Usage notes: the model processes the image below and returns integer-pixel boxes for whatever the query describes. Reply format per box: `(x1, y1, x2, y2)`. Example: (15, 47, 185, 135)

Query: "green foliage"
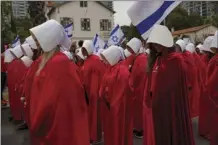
(15, 17, 33, 42)
(121, 24, 142, 41)
(1, 1, 15, 49)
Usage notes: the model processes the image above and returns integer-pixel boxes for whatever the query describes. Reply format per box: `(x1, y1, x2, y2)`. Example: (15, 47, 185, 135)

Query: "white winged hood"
(147, 24, 173, 48)
(101, 45, 121, 66)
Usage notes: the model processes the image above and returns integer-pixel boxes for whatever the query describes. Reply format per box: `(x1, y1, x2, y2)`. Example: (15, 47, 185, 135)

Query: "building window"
(100, 19, 111, 31)
(60, 17, 73, 29)
(80, 1, 87, 7)
(81, 18, 90, 31)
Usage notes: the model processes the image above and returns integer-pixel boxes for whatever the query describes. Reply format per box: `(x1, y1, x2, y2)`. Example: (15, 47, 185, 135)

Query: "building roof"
(47, 1, 115, 16)
(172, 24, 212, 36)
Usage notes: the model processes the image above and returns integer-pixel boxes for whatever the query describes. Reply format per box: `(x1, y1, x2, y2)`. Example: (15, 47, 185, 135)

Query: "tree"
(28, 1, 46, 26)
(121, 24, 142, 41)
(187, 12, 204, 27)
(166, 7, 191, 30)
(1, 1, 16, 51)
(15, 17, 33, 42)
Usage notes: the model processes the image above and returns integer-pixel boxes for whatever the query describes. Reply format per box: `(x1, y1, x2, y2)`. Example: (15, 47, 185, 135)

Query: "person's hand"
(20, 97, 25, 103)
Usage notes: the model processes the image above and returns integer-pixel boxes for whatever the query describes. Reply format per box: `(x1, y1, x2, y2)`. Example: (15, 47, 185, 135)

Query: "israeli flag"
(64, 23, 73, 38)
(107, 24, 125, 46)
(93, 34, 106, 54)
(127, 1, 181, 40)
(12, 35, 21, 48)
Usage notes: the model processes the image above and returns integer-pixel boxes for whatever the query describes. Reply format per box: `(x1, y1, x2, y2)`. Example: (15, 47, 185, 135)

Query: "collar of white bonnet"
(21, 56, 33, 67)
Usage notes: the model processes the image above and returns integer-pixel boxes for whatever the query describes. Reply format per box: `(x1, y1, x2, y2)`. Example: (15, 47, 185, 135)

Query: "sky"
(113, 1, 135, 26)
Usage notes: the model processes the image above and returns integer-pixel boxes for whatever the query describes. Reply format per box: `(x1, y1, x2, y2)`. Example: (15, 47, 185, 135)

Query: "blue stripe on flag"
(136, 1, 174, 35)
(110, 25, 120, 36)
(64, 23, 73, 29)
(68, 34, 73, 37)
(93, 34, 98, 46)
(12, 36, 19, 44)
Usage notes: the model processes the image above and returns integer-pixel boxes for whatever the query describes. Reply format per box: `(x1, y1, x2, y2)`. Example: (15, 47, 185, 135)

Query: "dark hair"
(78, 40, 84, 47)
(146, 43, 158, 73)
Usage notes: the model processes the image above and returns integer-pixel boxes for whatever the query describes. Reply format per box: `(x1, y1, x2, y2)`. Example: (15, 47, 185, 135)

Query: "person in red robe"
(145, 24, 195, 145)
(99, 45, 133, 145)
(75, 47, 85, 68)
(28, 20, 90, 145)
(198, 35, 216, 139)
(124, 38, 146, 138)
(206, 32, 218, 145)
(6, 46, 25, 122)
(81, 40, 105, 143)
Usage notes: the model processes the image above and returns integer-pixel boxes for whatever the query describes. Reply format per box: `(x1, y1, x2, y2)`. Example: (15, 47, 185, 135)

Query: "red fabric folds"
(129, 53, 148, 131)
(7, 59, 26, 121)
(150, 52, 195, 145)
(182, 51, 200, 118)
(29, 52, 90, 145)
(81, 55, 105, 142)
(205, 55, 218, 144)
(99, 63, 133, 145)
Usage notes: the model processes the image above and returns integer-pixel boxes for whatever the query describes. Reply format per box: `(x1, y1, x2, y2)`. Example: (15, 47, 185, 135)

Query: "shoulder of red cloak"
(46, 52, 72, 76)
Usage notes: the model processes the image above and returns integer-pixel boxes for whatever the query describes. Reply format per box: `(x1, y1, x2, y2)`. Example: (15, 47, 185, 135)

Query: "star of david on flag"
(107, 24, 125, 46)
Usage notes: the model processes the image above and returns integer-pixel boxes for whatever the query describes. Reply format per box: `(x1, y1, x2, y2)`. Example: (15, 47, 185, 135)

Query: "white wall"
(50, 1, 114, 41)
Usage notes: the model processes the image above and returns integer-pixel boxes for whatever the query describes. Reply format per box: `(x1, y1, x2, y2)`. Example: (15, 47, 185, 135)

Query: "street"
(1, 107, 210, 145)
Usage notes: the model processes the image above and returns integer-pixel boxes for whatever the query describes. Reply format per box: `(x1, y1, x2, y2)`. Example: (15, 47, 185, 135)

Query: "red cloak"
(22, 57, 42, 126)
(182, 51, 200, 117)
(29, 52, 90, 145)
(150, 52, 195, 145)
(129, 53, 148, 131)
(81, 55, 105, 142)
(205, 54, 218, 145)
(99, 63, 133, 145)
(143, 75, 155, 145)
(7, 59, 25, 121)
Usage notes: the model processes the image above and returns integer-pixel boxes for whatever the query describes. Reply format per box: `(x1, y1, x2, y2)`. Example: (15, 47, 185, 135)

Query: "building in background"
(181, 1, 217, 17)
(172, 24, 217, 43)
(12, 1, 29, 18)
(46, 1, 115, 41)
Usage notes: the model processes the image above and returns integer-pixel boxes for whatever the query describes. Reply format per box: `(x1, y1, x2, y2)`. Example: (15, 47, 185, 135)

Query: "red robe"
(143, 75, 155, 145)
(99, 63, 133, 145)
(182, 51, 200, 117)
(81, 55, 105, 142)
(129, 53, 148, 131)
(150, 52, 195, 145)
(22, 57, 42, 126)
(29, 52, 90, 145)
(198, 54, 212, 139)
(7, 59, 25, 121)
(205, 54, 218, 145)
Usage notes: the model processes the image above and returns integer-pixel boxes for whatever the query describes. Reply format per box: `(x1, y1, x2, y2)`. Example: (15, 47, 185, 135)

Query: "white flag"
(107, 24, 125, 46)
(93, 34, 106, 54)
(12, 35, 21, 48)
(64, 23, 73, 38)
(127, 1, 181, 40)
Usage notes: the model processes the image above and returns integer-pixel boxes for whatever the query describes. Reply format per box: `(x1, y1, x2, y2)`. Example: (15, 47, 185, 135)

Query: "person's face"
(196, 48, 200, 54)
(100, 54, 110, 65)
(153, 43, 164, 52)
(211, 48, 217, 54)
(81, 47, 89, 57)
(175, 44, 182, 52)
(126, 46, 135, 55)
(30, 33, 41, 50)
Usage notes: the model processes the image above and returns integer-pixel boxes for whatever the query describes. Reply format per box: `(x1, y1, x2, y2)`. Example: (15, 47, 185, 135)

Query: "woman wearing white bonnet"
(28, 19, 90, 145)
(99, 45, 132, 145)
(205, 30, 218, 145)
(145, 24, 195, 145)
(124, 37, 142, 70)
(75, 47, 85, 67)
